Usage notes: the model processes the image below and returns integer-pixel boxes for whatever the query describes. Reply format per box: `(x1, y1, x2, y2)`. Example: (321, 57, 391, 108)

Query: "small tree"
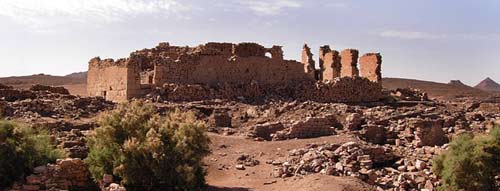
(0, 120, 64, 188)
(433, 127, 500, 191)
(85, 100, 211, 191)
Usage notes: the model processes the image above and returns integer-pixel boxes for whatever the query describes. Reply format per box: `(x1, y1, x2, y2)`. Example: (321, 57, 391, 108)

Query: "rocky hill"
(0, 72, 87, 96)
(382, 78, 490, 100)
(474, 77, 500, 92)
(448, 80, 469, 87)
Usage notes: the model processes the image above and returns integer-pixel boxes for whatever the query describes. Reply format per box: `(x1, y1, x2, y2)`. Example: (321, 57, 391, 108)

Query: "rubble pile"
(209, 109, 232, 127)
(235, 154, 260, 170)
(390, 88, 429, 101)
(272, 142, 398, 185)
(272, 141, 446, 190)
(272, 114, 339, 140)
(9, 158, 96, 191)
(0, 83, 13, 90)
(0, 85, 114, 119)
(30, 84, 70, 95)
(0, 88, 36, 102)
(302, 77, 385, 103)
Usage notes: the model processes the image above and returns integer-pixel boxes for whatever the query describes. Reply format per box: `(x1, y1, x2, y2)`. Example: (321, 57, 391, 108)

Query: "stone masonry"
(301, 44, 316, 79)
(360, 53, 382, 83)
(340, 49, 359, 78)
(320, 47, 341, 81)
(88, 42, 382, 103)
(87, 58, 142, 102)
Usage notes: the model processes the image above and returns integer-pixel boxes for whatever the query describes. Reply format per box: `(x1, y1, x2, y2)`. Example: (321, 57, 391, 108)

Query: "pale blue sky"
(0, 0, 499, 85)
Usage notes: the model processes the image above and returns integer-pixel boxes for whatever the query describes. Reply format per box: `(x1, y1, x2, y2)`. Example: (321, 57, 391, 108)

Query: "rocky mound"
(0, 83, 113, 119)
(448, 80, 469, 87)
(474, 77, 500, 92)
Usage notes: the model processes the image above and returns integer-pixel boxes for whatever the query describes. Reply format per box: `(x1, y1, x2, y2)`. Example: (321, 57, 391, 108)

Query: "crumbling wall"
(153, 47, 312, 86)
(318, 45, 331, 80)
(300, 77, 384, 103)
(233, 43, 267, 57)
(360, 53, 382, 83)
(87, 57, 141, 102)
(301, 44, 316, 78)
(30, 85, 69, 95)
(340, 49, 359, 78)
(322, 49, 341, 81)
(151, 77, 384, 103)
(11, 158, 96, 191)
(88, 42, 384, 103)
(269, 46, 284, 60)
(273, 115, 339, 140)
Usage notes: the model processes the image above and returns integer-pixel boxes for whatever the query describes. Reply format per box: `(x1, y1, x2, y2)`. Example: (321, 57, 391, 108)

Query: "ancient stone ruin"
(88, 42, 383, 103)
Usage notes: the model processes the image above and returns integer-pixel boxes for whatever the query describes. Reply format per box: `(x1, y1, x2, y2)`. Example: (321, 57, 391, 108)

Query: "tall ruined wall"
(154, 55, 311, 86)
(301, 44, 316, 79)
(318, 45, 331, 79)
(87, 57, 141, 102)
(340, 49, 359, 78)
(360, 53, 382, 83)
(88, 42, 384, 103)
(321, 49, 341, 81)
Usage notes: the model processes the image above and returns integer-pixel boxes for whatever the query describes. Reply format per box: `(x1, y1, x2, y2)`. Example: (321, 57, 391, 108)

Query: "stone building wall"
(321, 48, 341, 81)
(153, 55, 311, 86)
(87, 57, 141, 102)
(87, 42, 383, 103)
(340, 49, 360, 78)
(360, 53, 382, 83)
(301, 44, 316, 79)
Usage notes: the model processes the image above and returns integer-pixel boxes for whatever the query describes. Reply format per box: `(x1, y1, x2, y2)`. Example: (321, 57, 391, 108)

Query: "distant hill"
(0, 72, 87, 96)
(0, 72, 86, 87)
(383, 78, 491, 100)
(474, 77, 500, 92)
(448, 80, 470, 87)
(65, 71, 87, 80)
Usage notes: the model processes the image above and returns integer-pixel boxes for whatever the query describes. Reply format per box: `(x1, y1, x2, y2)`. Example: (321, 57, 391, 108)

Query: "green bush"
(85, 100, 211, 191)
(0, 120, 64, 188)
(433, 127, 500, 191)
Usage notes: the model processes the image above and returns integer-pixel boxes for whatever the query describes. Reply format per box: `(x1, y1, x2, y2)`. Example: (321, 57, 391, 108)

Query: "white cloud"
(241, 0, 302, 16)
(0, 0, 190, 25)
(380, 30, 500, 41)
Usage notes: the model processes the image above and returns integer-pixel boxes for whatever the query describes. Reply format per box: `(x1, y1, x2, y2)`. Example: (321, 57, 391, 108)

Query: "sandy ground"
(205, 133, 373, 191)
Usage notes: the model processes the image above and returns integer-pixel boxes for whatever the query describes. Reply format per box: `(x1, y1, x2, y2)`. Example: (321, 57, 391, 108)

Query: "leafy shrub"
(0, 120, 64, 188)
(433, 127, 500, 191)
(85, 100, 211, 191)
